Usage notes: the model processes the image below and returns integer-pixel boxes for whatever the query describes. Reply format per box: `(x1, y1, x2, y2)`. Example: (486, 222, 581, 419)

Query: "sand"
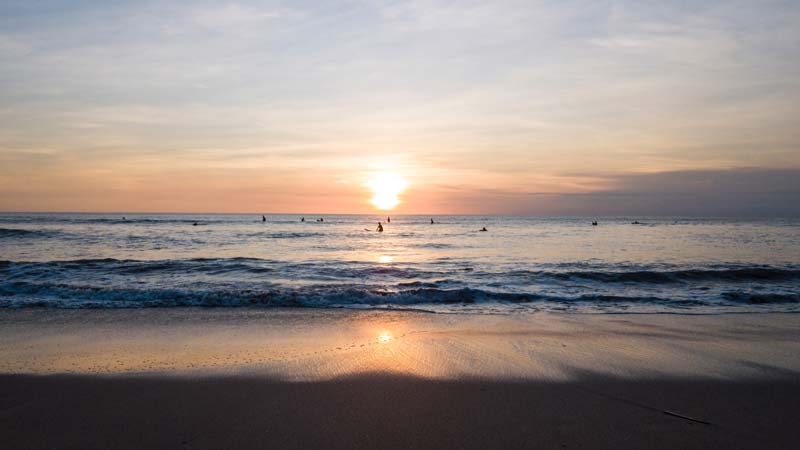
(1, 309, 799, 449)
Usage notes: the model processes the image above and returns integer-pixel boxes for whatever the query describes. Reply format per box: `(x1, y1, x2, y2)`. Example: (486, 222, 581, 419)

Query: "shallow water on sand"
(2, 309, 799, 379)
(1, 214, 799, 313)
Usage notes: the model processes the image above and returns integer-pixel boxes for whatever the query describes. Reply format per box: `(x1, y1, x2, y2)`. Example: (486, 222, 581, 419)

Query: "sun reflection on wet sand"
(2, 310, 799, 383)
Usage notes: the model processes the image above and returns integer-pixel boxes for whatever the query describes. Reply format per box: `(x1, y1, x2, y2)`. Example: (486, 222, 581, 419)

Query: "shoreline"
(2, 309, 799, 449)
(2, 308, 798, 378)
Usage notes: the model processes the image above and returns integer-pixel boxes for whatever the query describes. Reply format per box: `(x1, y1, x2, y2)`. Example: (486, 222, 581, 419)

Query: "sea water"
(1, 213, 799, 313)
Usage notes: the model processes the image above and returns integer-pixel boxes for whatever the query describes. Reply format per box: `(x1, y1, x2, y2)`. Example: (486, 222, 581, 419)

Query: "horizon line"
(1, 210, 798, 219)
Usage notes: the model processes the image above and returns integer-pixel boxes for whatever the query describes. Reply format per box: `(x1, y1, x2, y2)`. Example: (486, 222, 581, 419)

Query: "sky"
(1, 0, 799, 215)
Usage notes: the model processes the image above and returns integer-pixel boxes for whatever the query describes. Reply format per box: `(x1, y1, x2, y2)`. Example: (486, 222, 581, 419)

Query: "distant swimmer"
(122, 217, 126, 220)
(192, 222, 198, 226)
(431, 218, 435, 224)
(479, 227, 488, 232)
(376, 222, 384, 232)
(631, 220, 641, 225)
(592, 221, 598, 226)
(319, 218, 324, 222)
(387, 216, 391, 223)
(301, 217, 305, 222)
(262, 215, 266, 222)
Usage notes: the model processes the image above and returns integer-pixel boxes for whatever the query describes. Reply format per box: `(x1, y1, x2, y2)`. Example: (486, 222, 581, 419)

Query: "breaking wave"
(0, 258, 798, 311)
(3, 258, 799, 282)
(1, 282, 797, 310)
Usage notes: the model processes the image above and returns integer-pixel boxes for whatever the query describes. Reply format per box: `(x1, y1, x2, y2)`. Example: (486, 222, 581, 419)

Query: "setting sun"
(368, 172, 408, 210)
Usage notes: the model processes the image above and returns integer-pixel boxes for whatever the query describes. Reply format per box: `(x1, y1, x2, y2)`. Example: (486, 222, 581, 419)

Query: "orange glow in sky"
(1, 1, 798, 215)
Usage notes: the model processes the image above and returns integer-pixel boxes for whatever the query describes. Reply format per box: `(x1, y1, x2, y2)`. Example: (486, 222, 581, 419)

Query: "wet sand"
(1, 309, 799, 449)
(3, 374, 800, 450)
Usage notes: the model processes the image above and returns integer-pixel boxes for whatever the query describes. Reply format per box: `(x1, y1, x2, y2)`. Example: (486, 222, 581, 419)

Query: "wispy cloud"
(0, 0, 798, 212)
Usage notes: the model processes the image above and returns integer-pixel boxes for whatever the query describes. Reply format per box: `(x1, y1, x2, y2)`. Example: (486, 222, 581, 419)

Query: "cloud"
(190, 3, 288, 30)
(0, 1, 799, 213)
(434, 168, 800, 216)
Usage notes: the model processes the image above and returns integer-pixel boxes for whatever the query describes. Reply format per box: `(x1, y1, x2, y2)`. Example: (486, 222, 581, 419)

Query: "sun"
(368, 172, 408, 210)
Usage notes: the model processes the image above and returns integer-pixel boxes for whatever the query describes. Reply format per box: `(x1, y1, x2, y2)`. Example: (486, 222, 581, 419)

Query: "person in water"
(376, 222, 384, 232)
(430, 218, 435, 224)
(592, 221, 598, 226)
(387, 216, 390, 223)
(262, 215, 266, 222)
(301, 217, 305, 222)
(479, 227, 487, 232)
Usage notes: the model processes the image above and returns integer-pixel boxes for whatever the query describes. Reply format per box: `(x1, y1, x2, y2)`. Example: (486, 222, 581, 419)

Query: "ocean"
(1, 213, 799, 313)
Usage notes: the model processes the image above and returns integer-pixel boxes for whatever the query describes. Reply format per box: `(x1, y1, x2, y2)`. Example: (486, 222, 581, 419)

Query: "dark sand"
(1, 309, 799, 449)
(2, 374, 799, 450)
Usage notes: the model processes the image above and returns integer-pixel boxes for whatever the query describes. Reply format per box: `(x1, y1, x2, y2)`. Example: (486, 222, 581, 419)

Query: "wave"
(408, 242, 457, 249)
(512, 267, 800, 283)
(235, 231, 325, 239)
(3, 258, 800, 283)
(0, 228, 56, 239)
(722, 291, 800, 304)
(1, 280, 798, 309)
(0, 258, 444, 280)
(0, 257, 279, 276)
(2, 258, 799, 310)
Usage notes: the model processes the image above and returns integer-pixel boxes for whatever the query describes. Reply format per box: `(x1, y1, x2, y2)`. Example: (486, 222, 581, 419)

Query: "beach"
(4, 0, 800, 447)
(2, 309, 799, 449)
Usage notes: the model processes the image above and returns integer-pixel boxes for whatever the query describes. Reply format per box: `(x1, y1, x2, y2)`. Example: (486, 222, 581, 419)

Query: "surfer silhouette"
(377, 222, 384, 232)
